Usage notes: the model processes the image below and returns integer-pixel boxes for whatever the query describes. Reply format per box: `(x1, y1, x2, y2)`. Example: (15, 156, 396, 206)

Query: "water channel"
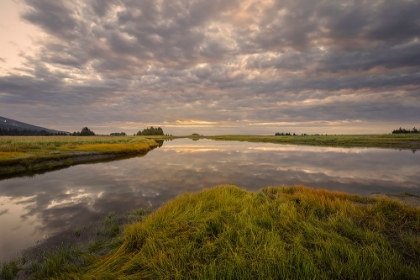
(1, 139, 419, 261)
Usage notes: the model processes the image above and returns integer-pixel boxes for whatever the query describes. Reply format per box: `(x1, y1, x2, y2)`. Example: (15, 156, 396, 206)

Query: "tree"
(136, 127, 164, 136)
(72, 127, 95, 136)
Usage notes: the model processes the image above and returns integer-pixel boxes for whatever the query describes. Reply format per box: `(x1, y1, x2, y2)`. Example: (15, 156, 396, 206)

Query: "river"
(0, 139, 419, 261)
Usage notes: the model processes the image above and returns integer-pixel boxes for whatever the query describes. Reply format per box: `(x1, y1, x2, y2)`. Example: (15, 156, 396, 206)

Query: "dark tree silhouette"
(392, 127, 419, 134)
(72, 127, 95, 136)
(136, 127, 164, 136)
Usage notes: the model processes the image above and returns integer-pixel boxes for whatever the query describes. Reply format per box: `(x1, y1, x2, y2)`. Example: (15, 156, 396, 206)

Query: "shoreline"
(0, 150, 154, 177)
(206, 134, 420, 150)
(0, 136, 160, 177)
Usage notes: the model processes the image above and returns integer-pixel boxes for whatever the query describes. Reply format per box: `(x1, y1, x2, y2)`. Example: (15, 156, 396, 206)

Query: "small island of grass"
(3, 185, 419, 279)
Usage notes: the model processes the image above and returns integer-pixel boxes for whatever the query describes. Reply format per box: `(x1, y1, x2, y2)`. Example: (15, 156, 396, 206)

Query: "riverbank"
(206, 134, 420, 150)
(0, 136, 162, 176)
(2, 185, 419, 279)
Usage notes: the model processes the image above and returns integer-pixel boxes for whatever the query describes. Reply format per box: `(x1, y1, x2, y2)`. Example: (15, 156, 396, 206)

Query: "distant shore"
(206, 134, 420, 150)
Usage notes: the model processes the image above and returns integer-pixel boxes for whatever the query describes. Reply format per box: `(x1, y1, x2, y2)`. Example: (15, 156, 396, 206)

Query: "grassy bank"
(206, 134, 420, 149)
(2, 185, 419, 279)
(0, 136, 160, 176)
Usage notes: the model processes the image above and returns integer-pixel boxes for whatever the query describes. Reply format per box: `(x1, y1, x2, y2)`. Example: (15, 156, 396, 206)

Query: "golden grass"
(66, 143, 153, 153)
(0, 151, 27, 160)
(27, 185, 418, 280)
(0, 136, 158, 175)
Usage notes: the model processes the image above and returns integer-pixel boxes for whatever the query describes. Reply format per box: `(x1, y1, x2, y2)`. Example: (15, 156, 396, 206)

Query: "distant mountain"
(0, 116, 69, 135)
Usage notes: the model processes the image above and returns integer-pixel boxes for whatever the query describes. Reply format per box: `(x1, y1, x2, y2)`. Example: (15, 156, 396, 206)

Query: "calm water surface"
(0, 139, 419, 261)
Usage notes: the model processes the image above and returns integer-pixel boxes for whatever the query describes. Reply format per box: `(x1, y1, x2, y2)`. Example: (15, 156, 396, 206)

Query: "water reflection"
(0, 139, 419, 261)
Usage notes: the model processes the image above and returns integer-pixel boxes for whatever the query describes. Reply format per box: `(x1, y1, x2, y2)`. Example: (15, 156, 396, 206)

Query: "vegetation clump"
(72, 127, 95, 136)
(392, 127, 419, 134)
(275, 132, 296, 136)
(110, 132, 126, 136)
(136, 127, 164, 136)
(14, 185, 418, 280)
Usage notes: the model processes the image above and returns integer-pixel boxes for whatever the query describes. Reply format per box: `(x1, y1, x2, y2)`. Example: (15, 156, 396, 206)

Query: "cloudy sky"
(0, 0, 419, 135)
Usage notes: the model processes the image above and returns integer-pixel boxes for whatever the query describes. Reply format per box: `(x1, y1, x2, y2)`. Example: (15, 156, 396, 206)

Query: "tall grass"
(51, 185, 420, 280)
(0, 136, 156, 154)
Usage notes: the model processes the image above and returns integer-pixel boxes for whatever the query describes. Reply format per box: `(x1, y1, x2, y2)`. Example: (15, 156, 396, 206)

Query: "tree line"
(0, 126, 167, 137)
(392, 127, 419, 134)
(110, 132, 126, 136)
(0, 128, 67, 136)
(276, 132, 294, 136)
(275, 132, 309, 136)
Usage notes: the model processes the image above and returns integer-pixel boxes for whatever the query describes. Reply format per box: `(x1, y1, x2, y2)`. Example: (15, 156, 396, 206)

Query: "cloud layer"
(1, 0, 419, 134)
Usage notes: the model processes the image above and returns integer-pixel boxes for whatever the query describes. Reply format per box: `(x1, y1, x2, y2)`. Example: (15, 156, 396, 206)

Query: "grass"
(4, 185, 418, 279)
(206, 134, 420, 149)
(0, 261, 19, 280)
(0, 136, 161, 176)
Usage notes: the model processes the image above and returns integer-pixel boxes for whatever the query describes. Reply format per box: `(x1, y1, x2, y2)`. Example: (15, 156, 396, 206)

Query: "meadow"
(207, 134, 420, 150)
(2, 185, 419, 279)
(0, 136, 162, 176)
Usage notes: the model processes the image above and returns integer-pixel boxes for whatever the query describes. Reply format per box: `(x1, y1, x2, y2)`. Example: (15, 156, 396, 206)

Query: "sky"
(0, 0, 419, 135)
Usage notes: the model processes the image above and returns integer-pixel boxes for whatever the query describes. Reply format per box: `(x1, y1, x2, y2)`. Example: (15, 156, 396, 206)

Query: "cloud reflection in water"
(0, 139, 419, 261)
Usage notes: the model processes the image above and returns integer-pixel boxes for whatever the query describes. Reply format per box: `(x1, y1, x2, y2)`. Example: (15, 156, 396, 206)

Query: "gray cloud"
(0, 0, 419, 133)
(22, 0, 80, 39)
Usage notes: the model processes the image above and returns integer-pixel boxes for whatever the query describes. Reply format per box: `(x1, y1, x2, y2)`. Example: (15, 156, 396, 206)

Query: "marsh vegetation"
(2, 185, 419, 279)
(0, 136, 159, 176)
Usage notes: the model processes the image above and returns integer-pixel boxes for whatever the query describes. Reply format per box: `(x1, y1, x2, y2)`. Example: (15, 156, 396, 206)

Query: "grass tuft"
(4, 185, 420, 279)
(0, 261, 19, 280)
(72, 185, 420, 279)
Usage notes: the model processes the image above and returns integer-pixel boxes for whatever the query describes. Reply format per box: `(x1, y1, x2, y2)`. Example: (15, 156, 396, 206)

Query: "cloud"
(0, 0, 418, 133)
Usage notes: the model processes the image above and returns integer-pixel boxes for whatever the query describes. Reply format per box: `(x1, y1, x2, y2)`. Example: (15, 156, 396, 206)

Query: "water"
(0, 139, 419, 261)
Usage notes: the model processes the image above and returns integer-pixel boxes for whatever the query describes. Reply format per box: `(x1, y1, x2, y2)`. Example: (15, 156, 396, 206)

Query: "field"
(1, 185, 419, 279)
(0, 136, 162, 176)
(206, 134, 420, 149)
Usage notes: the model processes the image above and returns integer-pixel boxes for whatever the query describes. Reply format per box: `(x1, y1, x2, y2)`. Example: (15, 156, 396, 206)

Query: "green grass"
(0, 136, 161, 176)
(206, 134, 420, 149)
(0, 261, 19, 280)
(5, 185, 417, 279)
